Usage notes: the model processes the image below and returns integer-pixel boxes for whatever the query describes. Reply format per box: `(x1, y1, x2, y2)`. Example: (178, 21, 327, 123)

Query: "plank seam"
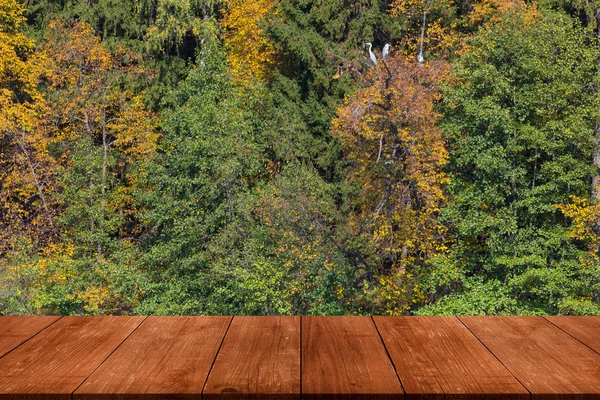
(201, 315, 234, 400)
(542, 316, 600, 357)
(300, 315, 303, 400)
(371, 316, 406, 399)
(0, 316, 63, 361)
(537, 317, 600, 389)
(456, 316, 532, 400)
(70, 316, 148, 400)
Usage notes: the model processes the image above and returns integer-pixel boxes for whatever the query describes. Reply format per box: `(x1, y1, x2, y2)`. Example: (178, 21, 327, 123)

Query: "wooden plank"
(545, 316, 600, 354)
(203, 316, 300, 400)
(0, 316, 144, 400)
(74, 316, 230, 400)
(302, 316, 403, 400)
(374, 316, 529, 400)
(0, 316, 59, 358)
(461, 316, 600, 399)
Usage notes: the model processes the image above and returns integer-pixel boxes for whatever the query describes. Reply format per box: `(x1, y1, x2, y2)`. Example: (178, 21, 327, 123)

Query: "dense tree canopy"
(0, 0, 599, 315)
(420, 6, 600, 315)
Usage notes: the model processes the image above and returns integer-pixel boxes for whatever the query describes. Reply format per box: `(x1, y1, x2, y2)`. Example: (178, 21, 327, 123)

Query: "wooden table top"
(0, 316, 598, 399)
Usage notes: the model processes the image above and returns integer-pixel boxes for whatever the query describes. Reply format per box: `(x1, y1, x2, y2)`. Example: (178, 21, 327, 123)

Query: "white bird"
(365, 42, 377, 65)
(417, 50, 424, 65)
(382, 43, 391, 59)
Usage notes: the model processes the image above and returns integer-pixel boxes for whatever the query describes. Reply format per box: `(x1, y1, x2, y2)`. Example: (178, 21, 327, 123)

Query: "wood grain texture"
(203, 316, 300, 400)
(0, 316, 59, 358)
(374, 316, 529, 400)
(302, 316, 403, 400)
(0, 316, 144, 400)
(74, 316, 231, 400)
(0, 316, 599, 400)
(545, 316, 600, 354)
(461, 316, 600, 400)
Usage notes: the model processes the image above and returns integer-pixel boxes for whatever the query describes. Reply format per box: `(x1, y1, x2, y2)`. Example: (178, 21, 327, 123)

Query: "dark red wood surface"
(204, 316, 300, 400)
(545, 316, 600, 354)
(74, 316, 231, 400)
(302, 316, 404, 400)
(0, 316, 144, 400)
(0, 316, 59, 358)
(460, 316, 600, 399)
(374, 316, 529, 400)
(0, 316, 598, 399)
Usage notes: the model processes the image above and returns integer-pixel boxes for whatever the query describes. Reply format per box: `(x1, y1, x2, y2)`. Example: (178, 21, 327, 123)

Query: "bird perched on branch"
(382, 43, 390, 60)
(365, 42, 377, 65)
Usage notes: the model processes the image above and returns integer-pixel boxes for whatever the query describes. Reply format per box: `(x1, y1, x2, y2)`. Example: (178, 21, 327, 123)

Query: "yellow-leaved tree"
(0, 0, 65, 312)
(32, 20, 159, 314)
(1, 17, 158, 314)
(221, 0, 275, 87)
(332, 55, 449, 314)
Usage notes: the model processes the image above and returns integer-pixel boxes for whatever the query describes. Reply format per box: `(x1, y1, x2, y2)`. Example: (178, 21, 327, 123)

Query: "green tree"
(136, 34, 268, 314)
(31, 20, 158, 315)
(137, 28, 371, 315)
(264, 0, 395, 181)
(421, 6, 600, 315)
(205, 164, 369, 315)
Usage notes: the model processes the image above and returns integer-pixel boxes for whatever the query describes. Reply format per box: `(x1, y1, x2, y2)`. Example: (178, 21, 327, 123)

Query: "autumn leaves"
(1, 0, 599, 315)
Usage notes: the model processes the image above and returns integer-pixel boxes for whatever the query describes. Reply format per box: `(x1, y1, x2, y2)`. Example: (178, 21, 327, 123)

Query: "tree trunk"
(593, 9, 600, 198)
(16, 134, 54, 229)
(98, 104, 108, 257)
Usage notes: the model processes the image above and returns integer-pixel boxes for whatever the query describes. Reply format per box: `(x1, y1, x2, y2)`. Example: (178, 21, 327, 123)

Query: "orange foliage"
(469, 0, 538, 28)
(332, 56, 450, 314)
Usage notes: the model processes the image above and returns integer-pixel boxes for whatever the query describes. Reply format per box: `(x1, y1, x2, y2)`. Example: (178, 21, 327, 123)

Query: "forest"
(1, 0, 599, 316)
